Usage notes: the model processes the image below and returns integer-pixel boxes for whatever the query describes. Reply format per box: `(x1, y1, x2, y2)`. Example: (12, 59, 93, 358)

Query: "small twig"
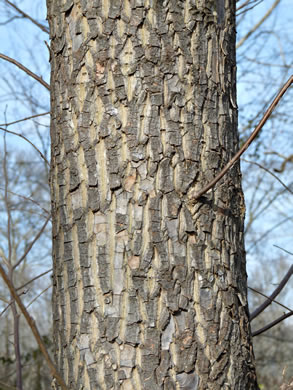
(0, 380, 17, 390)
(237, 0, 263, 13)
(13, 216, 50, 270)
(0, 263, 69, 390)
(26, 284, 51, 309)
(252, 311, 293, 337)
(242, 159, 293, 195)
(190, 75, 293, 202)
(11, 301, 23, 390)
(0, 111, 50, 127)
(16, 268, 52, 291)
(273, 245, 293, 256)
(4, 0, 49, 33)
(237, 0, 281, 49)
(250, 265, 293, 321)
(0, 53, 50, 91)
(248, 286, 293, 315)
(0, 187, 50, 215)
(0, 127, 50, 166)
(0, 290, 27, 318)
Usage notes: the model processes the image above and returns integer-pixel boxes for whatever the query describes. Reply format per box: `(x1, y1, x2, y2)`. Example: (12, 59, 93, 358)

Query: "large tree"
(47, 1, 258, 389)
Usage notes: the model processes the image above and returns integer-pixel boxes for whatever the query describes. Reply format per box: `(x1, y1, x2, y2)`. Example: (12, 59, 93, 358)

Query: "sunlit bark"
(47, 1, 258, 389)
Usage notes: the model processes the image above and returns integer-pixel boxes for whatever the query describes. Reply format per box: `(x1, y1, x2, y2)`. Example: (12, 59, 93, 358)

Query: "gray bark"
(47, 1, 258, 389)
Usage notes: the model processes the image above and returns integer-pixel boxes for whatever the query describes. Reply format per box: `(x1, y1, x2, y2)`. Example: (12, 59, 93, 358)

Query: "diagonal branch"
(189, 75, 293, 202)
(13, 215, 50, 270)
(237, 0, 281, 49)
(252, 311, 293, 337)
(249, 286, 293, 315)
(0, 111, 50, 127)
(0, 53, 50, 91)
(0, 263, 69, 390)
(4, 0, 49, 34)
(0, 127, 50, 166)
(250, 265, 293, 321)
(242, 159, 293, 196)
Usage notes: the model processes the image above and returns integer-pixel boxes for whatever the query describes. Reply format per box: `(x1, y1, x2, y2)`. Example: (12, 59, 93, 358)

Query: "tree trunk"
(47, 1, 258, 389)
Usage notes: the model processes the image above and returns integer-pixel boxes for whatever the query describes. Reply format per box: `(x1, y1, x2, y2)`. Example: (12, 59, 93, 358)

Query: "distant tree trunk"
(47, 1, 258, 389)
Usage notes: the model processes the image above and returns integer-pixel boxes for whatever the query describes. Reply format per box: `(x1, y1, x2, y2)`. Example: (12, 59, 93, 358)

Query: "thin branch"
(0, 290, 27, 318)
(0, 53, 50, 91)
(4, 0, 49, 33)
(26, 284, 51, 309)
(242, 159, 293, 195)
(250, 265, 293, 321)
(16, 268, 52, 291)
(0, 111, 50, 127)
(0, 263, 69, 390)
(0, 380, 17, 390)
(11, 301, 23, 390)
(13, 216, 50, 270)
(248, 286, 293, 315)
(0, 187, 50, 215)
(252, 311, 293, 337)
(3, 125, 12, 266)
(237, 0, 253, 11)
(190, 75, 293, 202)
(273, 245, 293, 256)
(237, 0, 281, 49)
(0, 127, 50, 166)
(237, 0, 263, 13)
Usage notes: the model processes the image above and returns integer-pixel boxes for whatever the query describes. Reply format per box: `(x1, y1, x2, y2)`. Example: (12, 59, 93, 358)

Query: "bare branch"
(0, 263, 69, 390)
(0, 380, 17, 390)
(11, 301, 23, 390)
(252, 311, 293, 337)
(0, 187, 50, 215)
(0, 127, 50, 166)
(237, 0, 281, 49)
(273, 245, 293, 256)
(250, 265, 293, 321)
(0, 111, 50, 127)
(242, 159, 293, 196)
(16, 269, 52, 291)
(248, 286, 293, 315)
(4, 0, 49, 34)
(189, 76, 293, 203)
(0, 53, 50, 91)
(26, 284, 51, 309)
(13, 216, 50, 270)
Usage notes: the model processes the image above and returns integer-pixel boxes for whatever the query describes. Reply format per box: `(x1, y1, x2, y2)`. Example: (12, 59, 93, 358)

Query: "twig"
(0, 380, 17, 390)
(190, 75, 293, 202)
(237, 0, 281, 49)
(4, 0, 49, 34)
(250, 265, 293, 321)
(0, 127, 50, 166)
(242, 159, 293, 195)
(0, 111, 50, 127)
(26, 284, 51, 309)
(0, 263, 69, 390)
(16, 268, 52, 291)
(248, 286, 293, 315)
(11, 301, 23, 390)
(252, 311, 293, 337)
(0, 187, 50, 215)
(13, 216, 50, 270)
(273, 245, 293, 256)
(0, 53, 50, 91)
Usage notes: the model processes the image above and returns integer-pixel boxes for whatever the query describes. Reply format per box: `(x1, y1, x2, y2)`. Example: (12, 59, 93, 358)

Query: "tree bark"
(47, 1, 258, 389)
